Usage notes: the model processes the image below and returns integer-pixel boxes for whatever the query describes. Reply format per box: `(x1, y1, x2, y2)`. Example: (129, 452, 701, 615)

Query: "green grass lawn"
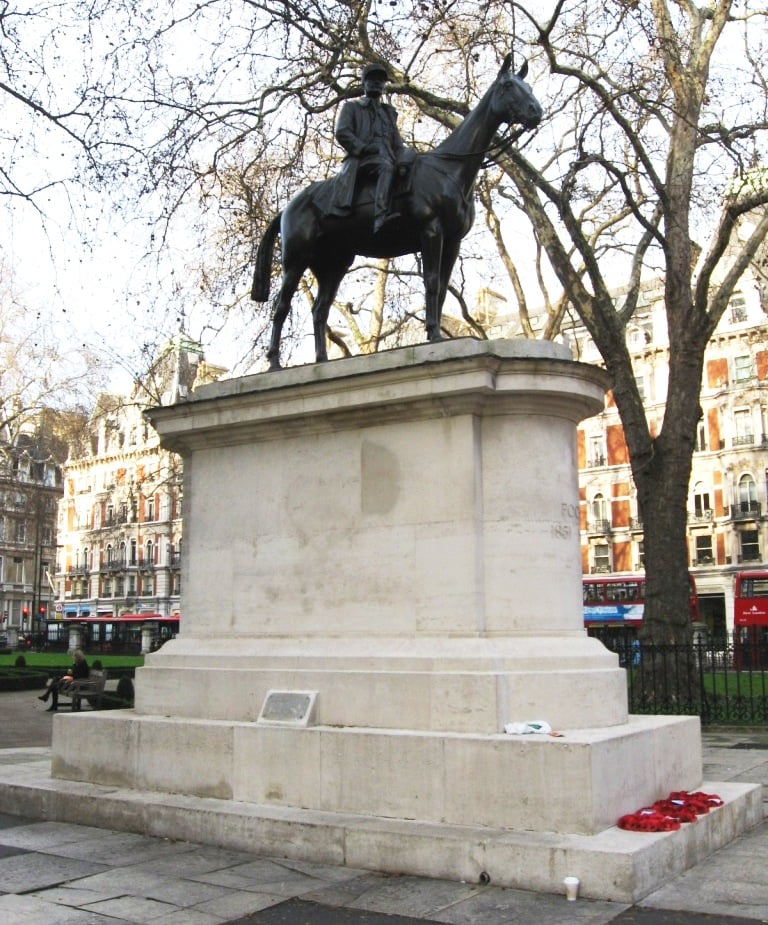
(0, 653, 144, 670)
(702, 670, 768, 698)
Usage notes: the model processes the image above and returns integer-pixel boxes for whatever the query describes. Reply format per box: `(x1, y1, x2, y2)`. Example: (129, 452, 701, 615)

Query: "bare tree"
(6, 0, 768, 657)
(143, 0, 767, 652)
(0, 265, 107, 444)
(493, 1, 768, 649)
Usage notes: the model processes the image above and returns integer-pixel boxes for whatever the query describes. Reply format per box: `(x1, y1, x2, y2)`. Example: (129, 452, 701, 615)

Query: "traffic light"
(22, 607, 29, 618)
(39, 606, 46, 617)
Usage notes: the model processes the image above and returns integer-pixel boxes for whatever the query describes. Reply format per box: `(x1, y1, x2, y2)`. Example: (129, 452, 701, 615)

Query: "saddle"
(316, 148, 417, 220)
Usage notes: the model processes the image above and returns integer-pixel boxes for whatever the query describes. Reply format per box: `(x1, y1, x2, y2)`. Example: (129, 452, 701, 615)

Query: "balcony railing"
(727, 502, 762, 520)
(732, 434, 755, 447)
(692, 556, 714, 566)
(688, 510, 713, 523)
(587, 519, 611, 535)
(67, 565, 90, 576)
(738, 551, 762, 563)
(586, 455, 606, 468)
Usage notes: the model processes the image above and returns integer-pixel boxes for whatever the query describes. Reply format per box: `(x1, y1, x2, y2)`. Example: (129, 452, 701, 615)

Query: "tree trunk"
(631, 344, 706, 708)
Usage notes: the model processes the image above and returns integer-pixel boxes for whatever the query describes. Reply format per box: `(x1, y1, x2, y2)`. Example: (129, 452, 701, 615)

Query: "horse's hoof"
(427, 331, 443, 343)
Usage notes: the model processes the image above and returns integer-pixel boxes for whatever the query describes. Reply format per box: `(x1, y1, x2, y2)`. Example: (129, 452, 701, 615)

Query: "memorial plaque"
(258, 690, 318, 727)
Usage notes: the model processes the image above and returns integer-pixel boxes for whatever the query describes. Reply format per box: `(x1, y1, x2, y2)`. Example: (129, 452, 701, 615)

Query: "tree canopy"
(3, 0, 768, 645)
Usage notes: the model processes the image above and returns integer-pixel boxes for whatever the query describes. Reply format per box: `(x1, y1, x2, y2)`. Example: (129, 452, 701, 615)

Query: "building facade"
(0, 430, 64, 645)
(54, 339, 224, 629)
(574, 271, 768, 637)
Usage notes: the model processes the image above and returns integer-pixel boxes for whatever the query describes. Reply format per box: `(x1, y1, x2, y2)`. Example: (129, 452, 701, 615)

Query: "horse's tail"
(250, 213, 282, 302)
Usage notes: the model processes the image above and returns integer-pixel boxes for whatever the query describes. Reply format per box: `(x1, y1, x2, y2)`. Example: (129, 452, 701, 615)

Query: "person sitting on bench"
(38, 649, 89, 712)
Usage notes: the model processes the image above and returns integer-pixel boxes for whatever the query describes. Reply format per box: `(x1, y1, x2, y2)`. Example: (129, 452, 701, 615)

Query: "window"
(6, 557, 24, 583)
(634, 375, 646, 402)
(588, 436, 605, 467)
(740, 530, 760, 562)
(734, 355, 752, 383)
(590, 494, 609, 533)
(693, 483, 711, 518)
(130, 539, 137, 565)
(593, 544, 611, 573)
(734, 409, 753, 446)
(142, 578, 154, 596)
(628, 322, 653, 347)
(146, 497, 155, 521)
(729, 294, 747, 323)
(738, 474, 758, 512)
(14, 521, 26, 543)
(106, 543, 114, 564)
(116, 576, 124, 596)
(146, 540, 154, 565)
(694, 534, 713, 565)
(636, 541, 644, 569)
(695, 422, 707, 452)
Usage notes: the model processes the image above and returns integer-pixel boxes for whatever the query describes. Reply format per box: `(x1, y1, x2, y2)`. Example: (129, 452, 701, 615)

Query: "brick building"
(573, 269, 768, 636)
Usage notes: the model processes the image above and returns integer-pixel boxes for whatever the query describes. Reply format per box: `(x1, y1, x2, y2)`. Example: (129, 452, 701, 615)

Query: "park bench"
(57, 670, 107, 711)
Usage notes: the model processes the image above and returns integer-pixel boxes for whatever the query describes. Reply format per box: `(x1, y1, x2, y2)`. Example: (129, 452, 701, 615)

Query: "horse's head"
(495, 54, 543, 131)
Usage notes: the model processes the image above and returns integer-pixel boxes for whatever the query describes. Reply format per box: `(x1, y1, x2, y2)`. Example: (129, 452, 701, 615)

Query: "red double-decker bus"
(583, 573, 700, 649)
(734, 571, 768, 669)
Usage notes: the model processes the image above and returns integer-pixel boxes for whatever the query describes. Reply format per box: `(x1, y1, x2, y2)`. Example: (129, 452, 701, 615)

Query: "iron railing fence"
(605, 636, 768, 725)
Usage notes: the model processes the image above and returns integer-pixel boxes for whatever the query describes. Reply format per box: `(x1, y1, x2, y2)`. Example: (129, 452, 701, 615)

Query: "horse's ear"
(500, 53, 513, 75)
(517, 60, 529, 79)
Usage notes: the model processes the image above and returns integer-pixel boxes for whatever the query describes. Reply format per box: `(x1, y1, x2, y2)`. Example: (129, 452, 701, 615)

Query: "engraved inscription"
(258, 690, 318, 726)
(262, 692, 311, 721)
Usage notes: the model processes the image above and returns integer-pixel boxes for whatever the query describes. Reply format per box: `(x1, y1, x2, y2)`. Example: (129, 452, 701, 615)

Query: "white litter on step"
(504, 720, 552, 735)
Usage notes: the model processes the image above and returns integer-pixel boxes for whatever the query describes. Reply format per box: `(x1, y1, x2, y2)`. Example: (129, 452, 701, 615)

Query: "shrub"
(91, 659, 103, 670)
(14, 655, 26, 667)
(116, 676, 134, 705)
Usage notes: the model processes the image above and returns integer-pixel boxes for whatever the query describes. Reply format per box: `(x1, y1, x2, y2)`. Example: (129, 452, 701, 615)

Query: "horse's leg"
(420, 222, 444, 342)
(267, 262, 305, 371)
(311, 262, 350, 362)
(435, 236, 461, 336)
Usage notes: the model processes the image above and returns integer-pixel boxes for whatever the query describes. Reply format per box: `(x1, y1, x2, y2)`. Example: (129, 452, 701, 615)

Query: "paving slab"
(0, 693, 767, 924)
(0, 891, 133, 924)
(0, 850, 108, 892)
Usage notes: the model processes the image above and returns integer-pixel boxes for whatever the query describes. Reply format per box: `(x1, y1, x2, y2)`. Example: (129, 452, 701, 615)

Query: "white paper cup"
(564, 876, 580, 900)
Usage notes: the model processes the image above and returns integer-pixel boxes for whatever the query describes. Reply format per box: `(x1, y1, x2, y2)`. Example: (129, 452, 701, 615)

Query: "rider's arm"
(335, 102, 368, 157)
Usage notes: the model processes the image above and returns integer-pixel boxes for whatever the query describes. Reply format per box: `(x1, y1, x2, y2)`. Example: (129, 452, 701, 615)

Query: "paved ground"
(0, 690, 767, 924)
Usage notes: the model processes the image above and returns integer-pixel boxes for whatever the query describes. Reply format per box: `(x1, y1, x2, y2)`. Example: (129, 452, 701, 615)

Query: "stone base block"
(135, 633, 630, 733)
(0, 747, 761, 903)
(53, 711, 701, 836)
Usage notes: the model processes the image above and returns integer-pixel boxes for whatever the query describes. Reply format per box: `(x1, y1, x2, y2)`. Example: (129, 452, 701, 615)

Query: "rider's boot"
(373, 163, 399, 233)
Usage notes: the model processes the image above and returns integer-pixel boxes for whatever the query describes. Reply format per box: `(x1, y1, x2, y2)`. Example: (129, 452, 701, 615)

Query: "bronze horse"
(251, 55, 542, 370)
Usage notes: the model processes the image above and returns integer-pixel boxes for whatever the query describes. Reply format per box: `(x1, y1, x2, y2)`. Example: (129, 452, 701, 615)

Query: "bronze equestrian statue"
(251, 55, 542, 371)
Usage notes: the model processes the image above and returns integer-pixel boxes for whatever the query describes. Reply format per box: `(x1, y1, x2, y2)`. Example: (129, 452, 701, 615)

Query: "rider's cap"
(363, 62, 389, 81)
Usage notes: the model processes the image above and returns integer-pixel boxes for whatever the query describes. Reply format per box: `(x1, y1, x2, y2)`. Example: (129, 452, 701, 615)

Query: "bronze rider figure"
(333, 62, 406, 234)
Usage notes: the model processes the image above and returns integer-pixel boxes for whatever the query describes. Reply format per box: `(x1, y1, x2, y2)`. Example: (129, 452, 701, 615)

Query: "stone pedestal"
(49, 339, 761, 900)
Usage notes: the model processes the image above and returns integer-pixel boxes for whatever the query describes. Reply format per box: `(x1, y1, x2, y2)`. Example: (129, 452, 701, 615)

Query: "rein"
(427, 125, 530, 168)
